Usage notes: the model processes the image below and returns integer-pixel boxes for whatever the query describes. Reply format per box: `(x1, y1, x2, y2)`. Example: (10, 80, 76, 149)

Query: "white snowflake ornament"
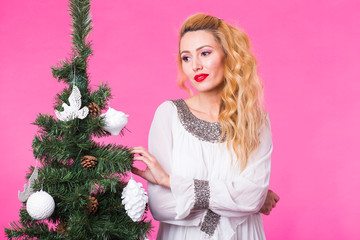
(55, 86, 89, 121)
(26, 190, 55, 220)
(100, 107, 129, 136)
(121, 177, 148, 222)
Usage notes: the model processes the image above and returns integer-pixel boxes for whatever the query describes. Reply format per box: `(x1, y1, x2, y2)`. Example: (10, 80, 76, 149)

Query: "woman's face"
(179, 30, 226, 94)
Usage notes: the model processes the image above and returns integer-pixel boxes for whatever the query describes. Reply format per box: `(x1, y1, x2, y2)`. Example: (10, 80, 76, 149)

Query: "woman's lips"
(194, 74, 209, 82)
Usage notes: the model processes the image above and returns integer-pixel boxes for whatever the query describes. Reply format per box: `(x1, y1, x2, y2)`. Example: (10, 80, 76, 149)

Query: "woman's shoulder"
(153, 99, 181, 117)
(159, 99, 191, 122)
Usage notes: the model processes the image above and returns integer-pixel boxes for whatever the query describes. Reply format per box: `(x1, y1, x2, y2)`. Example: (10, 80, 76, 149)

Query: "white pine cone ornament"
(26, 190, 55, 220)
(121, 177, 148, 222)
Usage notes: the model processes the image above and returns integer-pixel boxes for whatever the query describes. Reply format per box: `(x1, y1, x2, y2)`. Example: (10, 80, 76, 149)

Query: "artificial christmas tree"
(5, 0, 151, 239)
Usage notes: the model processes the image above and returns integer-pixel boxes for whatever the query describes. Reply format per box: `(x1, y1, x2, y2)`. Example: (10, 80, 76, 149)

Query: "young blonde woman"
(131, 13, 279, 240)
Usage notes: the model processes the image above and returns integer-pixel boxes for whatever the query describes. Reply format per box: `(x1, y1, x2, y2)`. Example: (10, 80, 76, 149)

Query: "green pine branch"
(90, 143, 133, 175)
(6, 208, 58, 240)
(69, 0, 92, 59)
(89, 83, 112, 109)
(33, 114, 64, 137)
(52, 0, 92, 87)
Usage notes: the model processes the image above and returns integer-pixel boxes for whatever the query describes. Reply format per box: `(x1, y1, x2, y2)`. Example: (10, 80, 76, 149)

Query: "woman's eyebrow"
(180, 45, 213, 55)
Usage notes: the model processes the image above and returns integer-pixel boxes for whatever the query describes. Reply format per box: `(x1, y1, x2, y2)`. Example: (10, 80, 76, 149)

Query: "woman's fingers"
(263, 209, 270, 215)
(131, 147, 157, 184)
(132, 147, 155, 169)
(131, 146, 170, 188)
(268, 191, 279, 209)
(274, 193, 280, 202)
(131, 166, 156, 184)
(131, 166, 144, 177)
(269, 189, 280, 202)
(131, 146, 153, 160)
(133, 155, 151, 166)
(259, 189, 280, 215)
(131, 146, 148, 153)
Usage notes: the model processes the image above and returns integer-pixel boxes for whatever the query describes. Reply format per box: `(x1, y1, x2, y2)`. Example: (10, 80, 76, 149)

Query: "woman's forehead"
(180, 30, 218, 52)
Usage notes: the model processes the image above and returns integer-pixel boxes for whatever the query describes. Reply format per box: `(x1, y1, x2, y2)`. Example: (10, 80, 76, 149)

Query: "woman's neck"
(185, 92, 222, 123)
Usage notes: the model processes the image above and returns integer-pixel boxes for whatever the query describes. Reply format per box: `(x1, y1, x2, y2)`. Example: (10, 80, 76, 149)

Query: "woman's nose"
(192, 57, 203, 72)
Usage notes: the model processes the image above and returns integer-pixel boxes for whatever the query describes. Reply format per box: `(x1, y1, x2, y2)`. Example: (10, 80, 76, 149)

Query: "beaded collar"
(171, 99, 222, 143)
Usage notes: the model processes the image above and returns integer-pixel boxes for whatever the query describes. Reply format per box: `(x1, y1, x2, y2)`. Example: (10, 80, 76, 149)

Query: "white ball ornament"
(100, 107, 129, 136)
(26, 190, 55, 220)
(121, 177, 148, 222)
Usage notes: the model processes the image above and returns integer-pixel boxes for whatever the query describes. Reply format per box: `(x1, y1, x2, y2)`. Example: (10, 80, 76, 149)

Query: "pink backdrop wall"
(1, 0, 359, 239)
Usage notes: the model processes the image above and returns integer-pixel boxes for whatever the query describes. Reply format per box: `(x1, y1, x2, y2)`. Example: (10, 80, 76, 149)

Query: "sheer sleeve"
(147, 101, 204, 226)
(170, 115, 273, 221)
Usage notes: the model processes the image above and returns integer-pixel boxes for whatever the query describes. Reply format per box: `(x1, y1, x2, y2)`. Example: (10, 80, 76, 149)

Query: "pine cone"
(81, 155, 98, 169)
(56, 222, 69, 237)
(87, 196, 99, 214)
(88, 102, 101, 117)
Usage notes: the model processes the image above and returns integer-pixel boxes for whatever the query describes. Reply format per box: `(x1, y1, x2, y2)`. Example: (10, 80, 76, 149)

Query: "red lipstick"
(194, 74, 209, 82)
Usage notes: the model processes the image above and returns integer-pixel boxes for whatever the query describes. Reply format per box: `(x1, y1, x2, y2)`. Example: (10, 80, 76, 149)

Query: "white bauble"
(100, 107, 129, 136)
(121, 177, 148, 222)
(26, 190, 55, 220)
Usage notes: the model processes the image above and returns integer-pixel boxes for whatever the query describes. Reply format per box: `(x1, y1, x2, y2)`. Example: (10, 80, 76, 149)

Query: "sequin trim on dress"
(194, 179, 210, 209)
(200, 209, 221, 237)
(171, 99, 222, 142)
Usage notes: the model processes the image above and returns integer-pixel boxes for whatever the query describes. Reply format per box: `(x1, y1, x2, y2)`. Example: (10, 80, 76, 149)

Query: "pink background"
(1, 0, 359, 239)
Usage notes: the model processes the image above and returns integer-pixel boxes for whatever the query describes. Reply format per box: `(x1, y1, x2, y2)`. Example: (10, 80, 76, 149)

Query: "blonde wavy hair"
(177, 13, 267, 171)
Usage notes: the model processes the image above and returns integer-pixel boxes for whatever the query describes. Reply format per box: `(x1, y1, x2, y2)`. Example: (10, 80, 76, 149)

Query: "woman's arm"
(132, 101, 206, 225)
(132, 102, 277, 222)
(169, 119, 273, 219)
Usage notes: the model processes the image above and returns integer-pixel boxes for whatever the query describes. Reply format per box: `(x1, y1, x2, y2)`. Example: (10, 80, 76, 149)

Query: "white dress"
(147, 99, 273, 240)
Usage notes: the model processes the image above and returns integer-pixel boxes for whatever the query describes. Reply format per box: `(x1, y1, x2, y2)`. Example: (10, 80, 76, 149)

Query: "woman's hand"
(130, 146, 170, 188)
(259, 189, 280, 215)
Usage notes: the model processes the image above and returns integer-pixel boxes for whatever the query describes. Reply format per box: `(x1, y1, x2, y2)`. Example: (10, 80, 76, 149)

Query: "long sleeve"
(170, 115, 272, 221)
(147, 101, 204, 226)
(210, 122, 272, 218)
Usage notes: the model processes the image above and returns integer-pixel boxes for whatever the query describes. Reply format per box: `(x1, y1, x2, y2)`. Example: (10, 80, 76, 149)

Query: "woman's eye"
(201, 51, 211, 56)
(182, 56, 190, 62)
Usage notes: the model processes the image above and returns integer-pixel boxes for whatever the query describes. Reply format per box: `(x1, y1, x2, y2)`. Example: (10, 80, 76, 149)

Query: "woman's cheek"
(183, 68, 193, 82)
